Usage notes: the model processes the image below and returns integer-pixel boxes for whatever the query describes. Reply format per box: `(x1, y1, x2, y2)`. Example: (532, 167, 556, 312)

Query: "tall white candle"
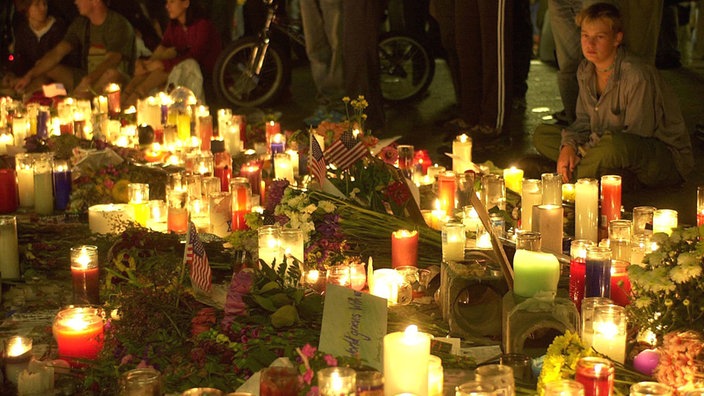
(575, 178, 599, 242)
(16, 154, 34, 208)
(370, 268, 402, 305)
(383, 325, 431, 396)
(0, 216, 20, 279)
(33, 154, 54, 215)
(442, 222, 465, 262)
(541, 173, 562, 205)
(520, 179, 541, 231)
(452, 134, 472, 174)
(533, 204, 564, 255)
(591, 305, 627, 363)
(273, 153, 295, 183)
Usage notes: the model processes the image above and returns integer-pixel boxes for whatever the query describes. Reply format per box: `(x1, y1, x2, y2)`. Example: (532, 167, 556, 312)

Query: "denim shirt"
(561, 48, 694, 178)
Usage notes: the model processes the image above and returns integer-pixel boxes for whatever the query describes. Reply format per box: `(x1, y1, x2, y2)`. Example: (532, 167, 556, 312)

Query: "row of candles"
(0, 153, 71, 215)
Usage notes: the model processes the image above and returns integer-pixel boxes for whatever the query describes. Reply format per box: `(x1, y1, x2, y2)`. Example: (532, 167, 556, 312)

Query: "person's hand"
(13, 75, 32, 92)
(73, 76, 95, 98)
(557, 145, 580, 183)
(143, 60, 164, 72)
(134, 59, 147, 75)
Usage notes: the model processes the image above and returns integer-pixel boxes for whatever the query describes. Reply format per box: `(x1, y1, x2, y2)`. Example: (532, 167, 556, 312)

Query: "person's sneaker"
(551, 110, 572, 126)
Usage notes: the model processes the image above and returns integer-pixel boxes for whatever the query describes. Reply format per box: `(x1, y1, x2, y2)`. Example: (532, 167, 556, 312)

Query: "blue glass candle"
(585, 246, 612, 298)
(53, 160, 72, 211)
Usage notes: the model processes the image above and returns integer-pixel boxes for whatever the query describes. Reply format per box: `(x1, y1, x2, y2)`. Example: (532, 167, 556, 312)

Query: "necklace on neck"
(598, 62, 615, 73)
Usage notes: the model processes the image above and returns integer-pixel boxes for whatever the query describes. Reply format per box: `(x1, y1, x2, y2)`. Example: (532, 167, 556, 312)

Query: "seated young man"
(532, 2, 693, 188)
(13, 0, 135, 98)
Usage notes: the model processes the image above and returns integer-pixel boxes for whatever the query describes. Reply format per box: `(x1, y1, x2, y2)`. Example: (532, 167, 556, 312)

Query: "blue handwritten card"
(318, 284, 388, 371)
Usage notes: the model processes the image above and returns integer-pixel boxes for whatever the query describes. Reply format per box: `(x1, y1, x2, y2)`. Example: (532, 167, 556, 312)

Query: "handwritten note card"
(318, 284, 388, 371)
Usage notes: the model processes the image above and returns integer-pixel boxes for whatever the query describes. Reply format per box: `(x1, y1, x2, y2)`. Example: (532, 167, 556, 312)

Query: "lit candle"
(575, 357, 614, 396)
(609, 260, 631, 306)
(12, 115, 29, 146)
(513, 250, 560, 298)
(280, 228, 305, 264)
(520, 179, 541, 231)
(198, 115, 213, 152)
(437, 171, 456, 217)
(53, 159, 72, 211)
(167, 190, 189, 234)
(652, 209, 677, 235)
(258, 225, 281, 267)
(105, 83, 121, 116)
(608, 220, 632, 262)
(70, 245, 100, 305)
(273, 153, 295, 183)
(231, 177, 252, 231)
(146, 199, 167, 233)
(452, 134, 472, 174)
(569, 239, 596, 311)
(462, 205, 481, 233)
(52, 307, 104, 362)
(698, 186, 704, 227)
(481, 173, 506, 211)
(240, 162, 262, 196)
(591, 305, 627, 363)
(94, 95, 108, 114)
(503, 167, 524, 194)
(575, 178, 599, 243)
(442, 222, 465, 262)
(475, 225, 493, 249)
(533, 204, 564, 255)
(270, 133, 285, 154)
(391, 229, 418, 268)
(0, 132, 13, 154)
(33, 153, 54, 215)
(16, 153, 35, 208)
(561, 183, 575, 202)
(428, 355, 443, 396)
(600, 175, 622, 234)
(426, 164, 446, 181)
(0, 169, 19, 213)
(286, 149, 300, 177)
(303, 269, 326, 294)
(0, 216, 20, 279)
(383, 325, 431, 396)
(266, 120, 281, 145)
(88, 204, 131, 234)
(349, 263, 367, 291)
(4, 335, 33, 385)
(370, 268, 402, 305)
(128, 183, 150, 227)
(318, 367, 356, 395)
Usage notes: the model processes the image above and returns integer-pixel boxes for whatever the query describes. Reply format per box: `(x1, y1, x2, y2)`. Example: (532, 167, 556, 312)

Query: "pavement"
(223, 56, 704, 226)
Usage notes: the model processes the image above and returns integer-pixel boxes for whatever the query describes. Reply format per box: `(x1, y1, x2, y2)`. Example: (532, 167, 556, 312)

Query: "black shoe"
(551, 110, 571, 126)
(468, 125, 500, 142)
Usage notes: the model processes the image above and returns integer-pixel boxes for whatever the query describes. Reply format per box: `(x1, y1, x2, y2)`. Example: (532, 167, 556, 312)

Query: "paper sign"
(318, 284, 388, 371)
(42, 83, 67, 98)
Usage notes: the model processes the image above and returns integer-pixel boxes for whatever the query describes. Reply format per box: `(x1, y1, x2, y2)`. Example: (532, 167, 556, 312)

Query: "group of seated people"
(1, 0, 221, 107)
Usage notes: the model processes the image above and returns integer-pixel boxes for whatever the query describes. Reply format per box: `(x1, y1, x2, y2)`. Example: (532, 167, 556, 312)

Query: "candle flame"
(65, 315, 90, 331)
(272, 133, 283, 143)
(404, 325, 419, 336)
(6, 337, 31, 357)
(305, 270, 320, 283)
(458, 134, 469, 143)
(75, 247, 91, 269)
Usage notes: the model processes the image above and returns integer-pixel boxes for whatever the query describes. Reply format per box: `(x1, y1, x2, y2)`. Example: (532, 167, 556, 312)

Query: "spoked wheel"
(213, 37, 289, 108)
(378, 32, 435, 103)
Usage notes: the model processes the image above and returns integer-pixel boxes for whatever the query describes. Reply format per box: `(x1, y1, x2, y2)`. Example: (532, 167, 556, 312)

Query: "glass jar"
(119, 367, 163, 396)
(575, 357, 614, 396)
(515, 231, 541, 252)
(569, 240, 596, 311)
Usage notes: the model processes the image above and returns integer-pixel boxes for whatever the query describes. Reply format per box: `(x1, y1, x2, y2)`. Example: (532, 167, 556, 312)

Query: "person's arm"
(80, 50, 124, 87)
(14, 40, 73, 91)
(620, 67, 658, 137)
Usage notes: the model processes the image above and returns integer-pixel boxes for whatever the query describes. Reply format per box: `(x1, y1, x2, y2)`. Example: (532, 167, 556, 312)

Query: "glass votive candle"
(181, 388, 224, 396)
(70, 245, 100, 305)
(585, 246, 612, 298)
(260, 366, 299, 396)
(515, 230, 541, 251)
(569, 239, 596, 311)
(575, 357, 614, 396)
(652, 209, 678, 236)
(499, 353, 533, 382)
(317, 367, 356, 396)
(630, 382, 673, 396)
(632, 206, 655, 236)
(280, 228, 305, 265)
(355, 370, 384, 395)
(147, 199, 167, 232)
(119, 367, 163, 396)
(580, 296, 613, 347)
(257, 225, 281, 268)
(544, 379, 585, 396)
(442, 222, 466, 262)
(326, 265, 351, 288)
(698, 186, 704, 227)
(428, 355, 444, 396)
(456, 380, 497, 396)
(52, 306, 105, 362)
(474, 364, 515, 396)
(303, 269, 327, 294)
(167, 190, 189, 234)
(349, 263, 367, 291)
(608, 220, 632, 262)
(127, 183, 150, 227)
(591, 304, 627, 363)
(481, 173, 506, 211)
(4, 335, 33, 385)
(209, 192, 232, 238)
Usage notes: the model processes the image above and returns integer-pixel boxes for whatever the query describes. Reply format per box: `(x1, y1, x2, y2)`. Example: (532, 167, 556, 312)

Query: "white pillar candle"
(520, 179, 541, 231)
(370, 268, 402, 305)
(273, 153, 295, 183)
(575, 178, 599, 243)
(428, 355, 443, 396)
(33, 164, 54, 215)
(258, 225, 281, 268)
(426, 164, 446, 181)
(0, 132, 12, 155)
(652, 209, 678, 236)
(88, 204, 131, 234)
(12, 116, 29, 146)
(224, 123, 241, 155)
(442, 222, 465, 262)
(591, 304, 627, 363)
(16, 153, 34, 208)
(503, 167, 524, 194)
(452, 134, 472, 174)
(286, 149, 300, 177)
(0, 216, 20, 279)
(384, 325, 431, 396)
(533, 204, 564, 255)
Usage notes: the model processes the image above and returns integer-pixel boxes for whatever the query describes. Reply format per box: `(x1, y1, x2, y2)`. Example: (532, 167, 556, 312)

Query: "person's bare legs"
(20, 64, 76, 97)
(122, 70, 168, 107)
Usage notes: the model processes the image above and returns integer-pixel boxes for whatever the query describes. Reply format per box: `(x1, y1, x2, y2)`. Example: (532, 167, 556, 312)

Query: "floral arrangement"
(627, 226, 704, 339)
(654, 331, 704, 391)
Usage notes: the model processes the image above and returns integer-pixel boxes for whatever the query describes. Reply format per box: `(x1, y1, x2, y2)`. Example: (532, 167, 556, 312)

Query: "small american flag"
(184, 220, 212, 292)
(309, 134, 327, 182)
(324, 130, 367, 170)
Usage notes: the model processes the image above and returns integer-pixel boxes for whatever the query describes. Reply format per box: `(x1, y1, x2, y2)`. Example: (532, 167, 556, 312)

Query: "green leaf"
(269, 293, 293, 308)
(252, 295, 278, 312)
(297, 294, 324, 320)
(270, 305, 298, 328)
(259, 281, 280, 294)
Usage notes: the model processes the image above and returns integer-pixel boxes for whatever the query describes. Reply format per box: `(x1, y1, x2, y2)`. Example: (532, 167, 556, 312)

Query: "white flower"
(669, 258, 702, 284)
(318, 200, 335, 213)
(648, 251, 667, 267)
(632, 296, 653, 309)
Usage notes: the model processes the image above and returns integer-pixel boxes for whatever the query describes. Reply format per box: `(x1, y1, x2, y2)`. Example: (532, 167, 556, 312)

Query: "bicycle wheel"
(378, 32, 435, 103)
(213, 37, 289, 108)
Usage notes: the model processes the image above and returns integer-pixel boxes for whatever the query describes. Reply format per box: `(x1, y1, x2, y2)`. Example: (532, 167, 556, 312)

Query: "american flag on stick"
(324, 129, 368, 170)
(309, 134, 327, 182)
(184, 220, 212, 292)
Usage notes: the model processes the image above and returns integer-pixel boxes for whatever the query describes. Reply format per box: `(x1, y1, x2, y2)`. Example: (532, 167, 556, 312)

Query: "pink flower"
(104, 179, 114, 190)
(379, 145, 398, 165)
(306, 386, 320, 396)
(324, 354, 338, 367)
(302, 368, 314, 384)
(119, 354, 134, 366)
(301, 344, 317, 358)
